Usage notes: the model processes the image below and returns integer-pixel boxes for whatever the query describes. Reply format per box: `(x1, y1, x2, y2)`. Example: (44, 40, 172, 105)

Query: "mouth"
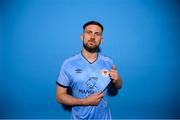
(88, 40, 96, 44)
(88, 41, 96, 46)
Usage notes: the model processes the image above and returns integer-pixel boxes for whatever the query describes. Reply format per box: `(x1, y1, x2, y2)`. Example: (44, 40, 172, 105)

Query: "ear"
(80, 34, 83, 41)
(100, 37, 104, 44)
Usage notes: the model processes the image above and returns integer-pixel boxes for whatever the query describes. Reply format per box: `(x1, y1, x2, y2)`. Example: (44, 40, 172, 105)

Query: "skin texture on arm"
(56, 85, 104, 106)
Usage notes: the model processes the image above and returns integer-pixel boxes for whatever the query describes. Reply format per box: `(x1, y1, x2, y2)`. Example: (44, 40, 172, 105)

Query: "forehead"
(84, 25, 102, 32)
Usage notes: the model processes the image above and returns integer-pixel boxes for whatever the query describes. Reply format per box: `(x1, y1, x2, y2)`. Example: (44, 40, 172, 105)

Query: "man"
(56, 21, 122, 119)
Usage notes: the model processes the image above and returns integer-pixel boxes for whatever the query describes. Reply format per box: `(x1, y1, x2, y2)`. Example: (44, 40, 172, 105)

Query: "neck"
(82, 48, 98, 63)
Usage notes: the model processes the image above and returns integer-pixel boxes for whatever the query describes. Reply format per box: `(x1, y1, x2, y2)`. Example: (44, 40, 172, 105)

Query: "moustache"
(88, 38, 96, 43)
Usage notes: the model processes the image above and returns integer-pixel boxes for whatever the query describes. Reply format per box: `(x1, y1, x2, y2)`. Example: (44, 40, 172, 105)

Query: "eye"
(95, 32, 101, 36)
(86, 30, 92, 34)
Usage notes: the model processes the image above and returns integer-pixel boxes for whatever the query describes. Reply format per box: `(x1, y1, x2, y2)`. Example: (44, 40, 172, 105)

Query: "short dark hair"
(83, 21, 104, 32)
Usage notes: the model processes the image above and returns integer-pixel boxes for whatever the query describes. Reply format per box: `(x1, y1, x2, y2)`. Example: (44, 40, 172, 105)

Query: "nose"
(91, 33, 95, 39)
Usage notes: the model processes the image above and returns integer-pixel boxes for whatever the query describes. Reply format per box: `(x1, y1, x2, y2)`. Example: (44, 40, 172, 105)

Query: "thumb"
(111, 64, 116, 70)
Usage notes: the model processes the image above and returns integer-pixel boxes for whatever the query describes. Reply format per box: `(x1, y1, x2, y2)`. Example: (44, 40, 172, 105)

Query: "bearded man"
(56, 21, 122, 119)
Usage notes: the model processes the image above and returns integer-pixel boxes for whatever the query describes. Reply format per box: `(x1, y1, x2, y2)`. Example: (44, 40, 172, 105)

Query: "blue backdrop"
(0, 0, 179, 119)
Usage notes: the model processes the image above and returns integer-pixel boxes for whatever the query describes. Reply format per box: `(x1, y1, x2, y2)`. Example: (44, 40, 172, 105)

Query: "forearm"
(56, 91, 103, 106)
(56, 93, 85, 106)
(113, 76, 122, 89)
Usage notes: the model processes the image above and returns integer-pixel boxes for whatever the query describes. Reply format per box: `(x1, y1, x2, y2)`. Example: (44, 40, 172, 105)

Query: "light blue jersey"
(57, 52, 113, 119)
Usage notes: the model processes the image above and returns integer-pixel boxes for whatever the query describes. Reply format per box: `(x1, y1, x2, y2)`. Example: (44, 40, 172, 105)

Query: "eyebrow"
(85, 30, 102, 34)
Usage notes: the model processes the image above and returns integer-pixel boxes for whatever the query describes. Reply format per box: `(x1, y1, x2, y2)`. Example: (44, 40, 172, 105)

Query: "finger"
(95, 92, 103, 95)
(92, 92, 101, 96)
(98, 93, 104, 98)
(109, 72, 114, 78)
(98, 91, 104, 93)
(111, 64, 116, 70)
(109, 71, 112, 75)
(109, 71, 115, 75)
(109, 70, 116, 73)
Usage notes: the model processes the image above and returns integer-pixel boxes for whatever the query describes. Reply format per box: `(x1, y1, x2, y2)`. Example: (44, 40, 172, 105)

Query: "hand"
(109, 65, 121, 84)
(83, 92, 104, 106)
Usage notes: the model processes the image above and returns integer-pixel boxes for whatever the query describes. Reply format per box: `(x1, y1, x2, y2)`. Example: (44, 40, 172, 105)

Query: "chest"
(69, 61, 112, 92)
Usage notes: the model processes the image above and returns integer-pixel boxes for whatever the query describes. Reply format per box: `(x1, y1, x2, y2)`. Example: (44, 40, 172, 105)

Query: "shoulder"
(99, 54, 113, 63)
(62, 53, 81, 67)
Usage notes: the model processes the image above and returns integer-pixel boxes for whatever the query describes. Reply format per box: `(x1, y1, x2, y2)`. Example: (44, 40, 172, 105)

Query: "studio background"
(0, 0, 179, 119)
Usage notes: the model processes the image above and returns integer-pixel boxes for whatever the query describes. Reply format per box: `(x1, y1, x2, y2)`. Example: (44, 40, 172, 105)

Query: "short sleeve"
(56, 62, 71, 88)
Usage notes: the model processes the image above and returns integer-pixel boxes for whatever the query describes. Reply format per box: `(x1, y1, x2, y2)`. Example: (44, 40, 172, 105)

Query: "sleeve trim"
(56, 81, 69, 88)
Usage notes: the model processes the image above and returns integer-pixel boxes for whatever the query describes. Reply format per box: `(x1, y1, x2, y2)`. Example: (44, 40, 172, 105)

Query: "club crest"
(101, 69, 109, 77)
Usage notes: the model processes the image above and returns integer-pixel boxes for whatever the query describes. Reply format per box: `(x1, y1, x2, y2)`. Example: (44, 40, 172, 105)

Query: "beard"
(83, 38, 100, 53)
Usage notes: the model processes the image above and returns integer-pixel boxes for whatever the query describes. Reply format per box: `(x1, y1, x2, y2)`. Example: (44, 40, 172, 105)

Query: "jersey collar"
(80, 51, 99, 64)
